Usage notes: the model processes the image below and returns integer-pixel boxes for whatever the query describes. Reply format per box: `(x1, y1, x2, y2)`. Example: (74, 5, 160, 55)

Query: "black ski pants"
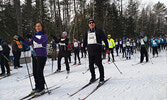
(57, 52, 70, 71)
(140, 47, 148, 62)
(12, 50, 21, 67)
(0, 53, 10, 74)
(33, 56, 46, 91)
(88, 53, 104, 81)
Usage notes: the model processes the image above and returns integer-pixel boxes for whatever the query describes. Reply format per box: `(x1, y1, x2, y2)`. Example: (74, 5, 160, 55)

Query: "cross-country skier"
(11, 35, 23, 69)
(139, 31, 148, 63)
(133, 39, 137, 53)
(151, 36, 159, 57)
(20, 22, 48, 95)
(67, 42, 72, 63)
(126, 38, 131, 59)
(80, 39, 86, 58)
(119, 38, 123, 53)
(0, 38, 11, 76)
(83, 18, 109, 83)
(72, 38, 81, 65)
(115, 39, 119, 56)
(130, 39, 133, 55)
(53, 31, 70, 73)
(107, 34, 115, 62)
(122, 39, 126, 58)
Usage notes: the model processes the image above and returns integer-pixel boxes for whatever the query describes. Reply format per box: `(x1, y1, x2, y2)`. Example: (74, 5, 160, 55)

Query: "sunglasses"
(89, 22, 94, 24)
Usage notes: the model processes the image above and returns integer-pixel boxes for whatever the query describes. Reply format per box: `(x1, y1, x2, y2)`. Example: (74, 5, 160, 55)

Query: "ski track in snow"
(0, 50, 167, 100)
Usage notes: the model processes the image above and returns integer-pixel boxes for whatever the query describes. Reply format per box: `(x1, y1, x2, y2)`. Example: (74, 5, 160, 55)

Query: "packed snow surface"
(0, 50, 167, 100)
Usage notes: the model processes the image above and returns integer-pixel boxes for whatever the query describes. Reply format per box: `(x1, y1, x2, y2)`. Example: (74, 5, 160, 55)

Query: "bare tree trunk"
(14, 0, 23, 36)
(26, 0, 33, 33)
(57, 0, 63, 33)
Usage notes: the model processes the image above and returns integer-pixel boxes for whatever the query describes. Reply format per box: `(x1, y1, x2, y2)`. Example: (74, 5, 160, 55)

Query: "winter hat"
(63, 31, 67, 36)
(140, 31, 144, 35)
(88, 18, 95, 23)
(108, 34, 111, 37)
(13, 35, 19, 39)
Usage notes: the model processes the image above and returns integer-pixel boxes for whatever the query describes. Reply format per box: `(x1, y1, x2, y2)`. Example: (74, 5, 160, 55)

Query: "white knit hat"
(63, 31, 67, 36)
(13, 35, 19, 39)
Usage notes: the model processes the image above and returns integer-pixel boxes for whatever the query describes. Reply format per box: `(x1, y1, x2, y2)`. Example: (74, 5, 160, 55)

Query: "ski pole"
(51, 49, 54, 74)
(112, 62, 123, 74)
(1, 54, 11, 71)
(23, 52, 33, 90)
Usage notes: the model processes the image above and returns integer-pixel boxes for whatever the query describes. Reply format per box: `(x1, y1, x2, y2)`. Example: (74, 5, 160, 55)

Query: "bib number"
(153, 40, 156, 45)
(33, 35, 43, 48)
(74, 42, 78, 47)
(0, 45, 3, 51)
(141, 39, 144, 45)
(88, 32, 97, 44)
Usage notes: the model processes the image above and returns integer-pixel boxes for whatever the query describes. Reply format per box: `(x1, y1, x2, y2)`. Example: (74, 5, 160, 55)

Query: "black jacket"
(0, 40, 10, 54)
(54, 37, 69, 52)
(83, 27, 108, 54)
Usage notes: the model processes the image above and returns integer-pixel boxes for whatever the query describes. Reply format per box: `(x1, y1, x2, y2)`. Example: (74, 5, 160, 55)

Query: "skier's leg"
(111, 48, 114, 61)
(37, 57, 47, 91)
(95, 54, 104, 81)
(140, 48, 144, 63)
(77, 51, 80, 63)
(0, 54, 5, 74)
(88, 54, 96, 80)
(4, 54, 10, 74)
(145, 48, 149, 62)
(57, 54, 62, 70)
(32, 57, 38, 90)
(65, 55, 70, 71)
(74, 51, 77, 63)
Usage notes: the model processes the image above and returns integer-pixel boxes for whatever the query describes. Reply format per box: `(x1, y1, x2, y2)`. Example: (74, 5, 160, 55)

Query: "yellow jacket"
(107, 38, 115, 48)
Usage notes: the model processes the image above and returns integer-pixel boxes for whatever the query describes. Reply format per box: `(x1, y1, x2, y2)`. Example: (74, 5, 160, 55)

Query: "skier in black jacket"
(0, 38, 11, 76)
(53, 32, 70, 73)
(83, 18, 109, 83)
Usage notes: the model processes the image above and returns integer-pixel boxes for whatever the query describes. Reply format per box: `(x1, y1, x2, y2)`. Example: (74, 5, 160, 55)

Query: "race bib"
(108, 41, 111, 46)
(133, 43, 136, 46)
(153, 40, 156, 45)
(33, 35, 43, 48)
(81, 43, 83, 47)
(88, 32, 97, 44)
(123, 44, 126, 47)
(141, 39, 144, 45)
(126, 41, 130, 46)
(74, 42, 78, 47)
(0, 45, 3, 51)
(116, 42, 118, 45)
(119, 41, 122, 44)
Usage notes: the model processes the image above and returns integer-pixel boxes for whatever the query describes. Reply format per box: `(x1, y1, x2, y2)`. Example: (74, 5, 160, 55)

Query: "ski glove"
(106, 49, 109, 54)
(18, 36, 24, 41)
(26, 34, 32, 39)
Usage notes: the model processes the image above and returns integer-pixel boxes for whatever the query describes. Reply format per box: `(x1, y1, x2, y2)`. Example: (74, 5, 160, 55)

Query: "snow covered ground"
(0, 50, 167, 100)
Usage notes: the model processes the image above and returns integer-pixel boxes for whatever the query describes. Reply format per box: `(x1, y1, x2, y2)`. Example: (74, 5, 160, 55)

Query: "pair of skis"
(68, 77, 111, 100)
(132, 62, 148, 66)
(0, 72, 18, 80)
(20, 84, 60, 100)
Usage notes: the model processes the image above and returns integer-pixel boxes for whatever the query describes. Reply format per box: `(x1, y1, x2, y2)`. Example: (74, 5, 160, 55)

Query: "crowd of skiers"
(0, 19, 167, 96)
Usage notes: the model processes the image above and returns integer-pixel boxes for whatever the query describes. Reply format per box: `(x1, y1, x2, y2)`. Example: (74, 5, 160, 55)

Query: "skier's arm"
(83, 31, 88, 48)
(22, 39, 33, 47)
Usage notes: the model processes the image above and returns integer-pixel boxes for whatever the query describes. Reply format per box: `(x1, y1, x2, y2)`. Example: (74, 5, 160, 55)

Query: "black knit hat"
(88, 18, 95, 23)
